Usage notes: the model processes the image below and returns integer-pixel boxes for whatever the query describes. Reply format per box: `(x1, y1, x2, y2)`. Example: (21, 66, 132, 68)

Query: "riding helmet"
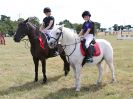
(82, 11, 91, 18)
(43, 7, 51, 13)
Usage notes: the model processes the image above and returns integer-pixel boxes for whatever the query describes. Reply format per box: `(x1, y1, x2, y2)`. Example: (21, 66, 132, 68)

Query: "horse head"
(48, 26, 63, 48)
(14, 18, 30, 42)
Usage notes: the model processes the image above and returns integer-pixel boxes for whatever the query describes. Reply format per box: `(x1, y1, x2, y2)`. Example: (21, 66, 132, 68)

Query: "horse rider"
(79, 11, 95, 62)
(39, 7, 54, 39)
(39, 7, 58, 56)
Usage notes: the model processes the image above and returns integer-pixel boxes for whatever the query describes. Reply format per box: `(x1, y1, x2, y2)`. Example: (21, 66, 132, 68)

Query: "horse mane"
(27, 22, 37, 30)
(27, 22, 40, 36)
(62, 27, 79, 39)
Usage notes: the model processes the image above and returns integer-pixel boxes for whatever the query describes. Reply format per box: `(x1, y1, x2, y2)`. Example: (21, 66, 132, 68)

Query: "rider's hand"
(80, 35, 85, 41)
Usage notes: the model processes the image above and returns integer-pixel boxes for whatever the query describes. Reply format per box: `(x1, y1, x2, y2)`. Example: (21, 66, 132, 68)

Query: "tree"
(59, 19, 73, 28)
(73, 23, 82, 33)
(1, 15, 10, 22)
(94, 22, 101, 33)
(0, 15, 41, 36)
(0, 15, 14, 36)
(17, 18, 24, 22)
(29, 17, 40, 27)
(124, 25, 131, 30)
(100, 28, 106, 32)
(113, 24, 119, 31)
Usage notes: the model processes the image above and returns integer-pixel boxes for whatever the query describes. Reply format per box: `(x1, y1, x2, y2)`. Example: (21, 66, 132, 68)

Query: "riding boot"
(53, 47, 59, 56)
(49, 48, 59, 57)
(81, 39, 86, 50)
(89, 45, 93, 62)
(85, 45, 93, 63)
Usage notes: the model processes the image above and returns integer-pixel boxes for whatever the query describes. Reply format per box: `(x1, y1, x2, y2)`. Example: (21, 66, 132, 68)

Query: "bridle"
(49, 28, 80, 62)
(49, 29, 63, 46)
(15, 22, 33, 49)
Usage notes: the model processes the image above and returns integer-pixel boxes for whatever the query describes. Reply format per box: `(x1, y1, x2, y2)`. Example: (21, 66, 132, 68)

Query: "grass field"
(0, 36, 133, 99)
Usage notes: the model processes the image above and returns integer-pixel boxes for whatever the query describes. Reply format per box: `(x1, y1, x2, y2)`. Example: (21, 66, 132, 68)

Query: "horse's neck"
(61, 29, 80, 54)
(27, 24, 38, 46)
(62, 29, 79, 45)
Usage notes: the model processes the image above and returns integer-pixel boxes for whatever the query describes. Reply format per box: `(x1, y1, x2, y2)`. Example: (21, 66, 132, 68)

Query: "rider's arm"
(84, 28, 91, 37)
(79, 29, 83, 36)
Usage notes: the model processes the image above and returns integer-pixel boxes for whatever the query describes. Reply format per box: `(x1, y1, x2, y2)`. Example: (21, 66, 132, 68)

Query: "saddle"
(80, 39, 100, 57)
(38, 33, 59, 57)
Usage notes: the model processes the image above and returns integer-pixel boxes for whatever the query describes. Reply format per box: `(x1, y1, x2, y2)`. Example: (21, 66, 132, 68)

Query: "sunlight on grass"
(0, 36, 133, 99)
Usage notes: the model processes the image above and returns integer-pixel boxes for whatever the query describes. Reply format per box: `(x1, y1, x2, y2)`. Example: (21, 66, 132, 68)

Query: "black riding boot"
(53, 47, 59, 56)
(49, 47, 59, 57)
(85, 45, 93, 63)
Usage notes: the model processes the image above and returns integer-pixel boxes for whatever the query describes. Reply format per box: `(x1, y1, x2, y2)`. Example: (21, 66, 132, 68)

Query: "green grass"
(0, 36, 133, 99)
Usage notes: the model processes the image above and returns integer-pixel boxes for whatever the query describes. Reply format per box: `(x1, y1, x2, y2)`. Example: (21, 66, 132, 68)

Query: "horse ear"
(58, 25, 64, 31)
(58, 27, 62, 31)
(24, 18, 29, 23)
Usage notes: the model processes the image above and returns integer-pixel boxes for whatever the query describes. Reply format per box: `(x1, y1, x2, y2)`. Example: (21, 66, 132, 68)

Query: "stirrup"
(85, 57, 93, 63)
(53, 51, 59, 56)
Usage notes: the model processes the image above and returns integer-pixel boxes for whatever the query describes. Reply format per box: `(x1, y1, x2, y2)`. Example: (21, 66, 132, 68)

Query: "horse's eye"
(56, 32, 60, 35)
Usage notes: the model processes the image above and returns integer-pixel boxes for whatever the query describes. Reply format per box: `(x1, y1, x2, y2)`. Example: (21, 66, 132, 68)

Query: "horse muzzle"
(47, 41, 56, 48)
(13, 36, 21, 42)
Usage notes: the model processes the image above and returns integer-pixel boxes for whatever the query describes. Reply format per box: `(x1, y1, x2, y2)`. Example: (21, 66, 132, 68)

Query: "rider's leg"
(85, 34, 94, 62)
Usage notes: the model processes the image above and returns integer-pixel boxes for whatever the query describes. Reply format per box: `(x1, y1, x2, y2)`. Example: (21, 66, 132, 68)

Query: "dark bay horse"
(13, 18, 70, 83)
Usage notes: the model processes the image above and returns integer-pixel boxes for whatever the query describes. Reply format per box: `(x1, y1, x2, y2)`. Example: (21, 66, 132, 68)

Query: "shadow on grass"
(0, 74, 63, 96)
(43, 83, 107, 99)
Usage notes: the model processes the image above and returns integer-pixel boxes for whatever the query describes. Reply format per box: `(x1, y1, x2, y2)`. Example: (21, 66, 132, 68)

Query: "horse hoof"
(42, 79, 47, 84)
(96, 81, 102, 86)
(42, 81, 47, 84)
(110, 79, 117, 83)
(34, 78, 38, 82)
(76, 88, 80, 92)
(64, 71, 69, 76)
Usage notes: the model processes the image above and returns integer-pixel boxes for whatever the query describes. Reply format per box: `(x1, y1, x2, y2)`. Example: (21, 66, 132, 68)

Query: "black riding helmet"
(43, 7, 51, 13)
(82, 11, 91, 18)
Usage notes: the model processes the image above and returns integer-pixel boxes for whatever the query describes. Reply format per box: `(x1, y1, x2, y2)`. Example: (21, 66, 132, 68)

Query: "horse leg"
(41, 59, 47, 84)
(96, 62, 103, 85)
(73, 64, 81, 91)
(59, 51, 70, 76)
(33, 58, 39, 82)
(105, 59, 116, 83)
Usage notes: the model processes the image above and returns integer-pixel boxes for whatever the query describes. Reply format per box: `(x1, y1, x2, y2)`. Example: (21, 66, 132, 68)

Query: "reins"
(20, 23, 37, 49)
(50, 30, 81, 63)
(21, 38, 30, 49)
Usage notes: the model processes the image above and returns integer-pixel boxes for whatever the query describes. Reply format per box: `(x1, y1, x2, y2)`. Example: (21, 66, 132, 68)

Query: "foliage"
(94, 22, 101, 33)
(0, 15, 17, 36)
(113, 24, 132, 31)
(59, 19, 73, 29)
(113, 24, 119, 31)
(100, 28, 106, 32)
(59, 19, 101, 34)
(73, 23, 82, 33)
(1, 14, 132, 37)
(124, 25, 131, 29)
(29, 16, 40, 27)
(0, 15, 41, 36)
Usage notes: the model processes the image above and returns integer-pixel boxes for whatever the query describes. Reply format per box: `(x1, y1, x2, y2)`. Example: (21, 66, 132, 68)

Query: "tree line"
(101, 24, 133, 32)
(0, 15, 132, 37)
(0, 15, 101, 36)
(112, 24, 132, 31)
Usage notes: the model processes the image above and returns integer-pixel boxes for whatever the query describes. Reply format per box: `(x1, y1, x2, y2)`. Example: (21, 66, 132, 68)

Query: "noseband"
(49, 30, 63, 45)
